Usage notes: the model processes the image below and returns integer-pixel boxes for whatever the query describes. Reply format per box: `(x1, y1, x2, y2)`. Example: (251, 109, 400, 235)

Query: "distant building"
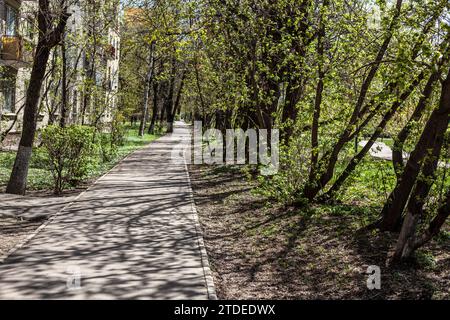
(0, 0, 121, 148)
(0, 0, 35, 143)
(59, 0, 121, 126)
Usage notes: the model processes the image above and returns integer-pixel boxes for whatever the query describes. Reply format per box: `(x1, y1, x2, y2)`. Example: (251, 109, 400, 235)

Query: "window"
(108, 66, 112, 89)
(73, 90, 78, 107)
(6, 5, 18, 36)
(1, 68, 17, 113)
(71, 90, 78, 120)
(23, 18, 34, 40)
(3, 86, 16, 113)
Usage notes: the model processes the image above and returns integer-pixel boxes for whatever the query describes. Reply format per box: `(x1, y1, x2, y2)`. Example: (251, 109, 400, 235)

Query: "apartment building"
(0, 0, 120, 147)
(61, 0, 121, 126)
(0, 0, 34, 142)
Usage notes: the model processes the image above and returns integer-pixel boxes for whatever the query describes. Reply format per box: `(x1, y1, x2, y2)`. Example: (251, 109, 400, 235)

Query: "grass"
(0, 124, 163, 192)
(334, 157, 397, 206)
(379, 137, 394, 149)
(332, 143, 449, 206)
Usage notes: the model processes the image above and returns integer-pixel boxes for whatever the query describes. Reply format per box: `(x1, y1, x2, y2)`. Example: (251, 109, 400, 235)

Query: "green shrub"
(0, 151, 16, 167)
(29, 147, 49, 168)
(415, 250, 437, 270)
(256, 138, 310, 205)
(99, 133, 118, 163)
(111, 113, 127, 147)
(41, 125, 98, 194)
(96, 114, 126, 162)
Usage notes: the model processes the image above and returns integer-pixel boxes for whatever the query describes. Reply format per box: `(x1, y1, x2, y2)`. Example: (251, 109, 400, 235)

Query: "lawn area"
(0, 125, 162, 192)
(333, 157, 397, 206)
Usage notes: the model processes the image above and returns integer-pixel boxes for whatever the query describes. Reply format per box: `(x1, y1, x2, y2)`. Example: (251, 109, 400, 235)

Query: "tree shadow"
(0, 124, 210, 299)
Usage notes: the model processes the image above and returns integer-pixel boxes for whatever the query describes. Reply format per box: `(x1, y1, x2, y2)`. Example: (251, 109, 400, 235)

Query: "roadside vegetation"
(190, 163, 449, 299)
(0, 123, 162, 193)
(0, 0, 448, 300)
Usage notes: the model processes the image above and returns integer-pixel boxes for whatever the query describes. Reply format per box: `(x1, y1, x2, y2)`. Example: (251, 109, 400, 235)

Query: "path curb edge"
(183, 152, 218, 300)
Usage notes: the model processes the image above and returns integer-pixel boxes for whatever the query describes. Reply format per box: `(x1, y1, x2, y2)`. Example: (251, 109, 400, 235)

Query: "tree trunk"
(301, 0, 404, 202)
(148, 81, 159, 134)
(8, 45, 51, 192)
(392, 139, 443, 262)
(392, 54, 448, 176)
(324, 71, 426, 199)
(279, 0, 311, 140)
(412, 189, 450, 249)
(391, 71, 450, 261)
(380, 67, 450, 231)
(164, 58, 177, 133)
(194, 59, 206, 125)
(7, 0, 69, 195)
(308, 0, 327, 186)
(159, 89, 166, 124)
(139, 43, 155, 137)
(172, 70, 186, 121)
(60, 39, 68, 127)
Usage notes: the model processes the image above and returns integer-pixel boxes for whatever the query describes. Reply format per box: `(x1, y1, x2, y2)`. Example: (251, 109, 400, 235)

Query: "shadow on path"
(0, 122, 210, 299)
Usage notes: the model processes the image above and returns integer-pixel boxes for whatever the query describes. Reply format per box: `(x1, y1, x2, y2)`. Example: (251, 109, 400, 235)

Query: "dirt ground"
(0, 189, 83, 259)
(189, 164, 450, 300)
(0, 216, 46, 259)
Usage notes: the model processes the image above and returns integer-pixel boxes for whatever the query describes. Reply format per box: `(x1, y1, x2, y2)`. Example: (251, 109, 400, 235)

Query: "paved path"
(0, 193, 77, 221)
(0, 122, 215, 299)
(359, 140, 450, 168)
(358, 140, 406, 161)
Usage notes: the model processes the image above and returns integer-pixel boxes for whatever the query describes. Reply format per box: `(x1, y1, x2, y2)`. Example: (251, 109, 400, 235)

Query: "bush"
(30, 147, 49, 168)
(111, 113, 127, 147)
(96, 114, 126, 163)
(41, 125, 98, 194)
(256, 138, 311, 205)
(99, 133, 118, 163)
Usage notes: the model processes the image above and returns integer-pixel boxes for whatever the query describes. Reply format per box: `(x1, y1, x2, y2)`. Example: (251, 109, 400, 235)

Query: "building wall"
(0, 0, 31, 142)
(104, 26, 120, 123)
(1, 0, 121, 146)
(55, 0, 121, 127)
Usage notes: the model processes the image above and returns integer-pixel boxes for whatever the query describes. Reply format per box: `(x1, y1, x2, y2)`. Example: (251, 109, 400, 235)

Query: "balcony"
(1, 36, 23, 61)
